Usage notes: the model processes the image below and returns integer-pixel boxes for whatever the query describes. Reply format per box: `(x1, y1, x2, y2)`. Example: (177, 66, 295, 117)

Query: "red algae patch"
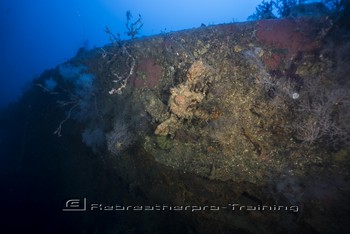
(256, 19, 321, 69)
(131, 58, 162, 88)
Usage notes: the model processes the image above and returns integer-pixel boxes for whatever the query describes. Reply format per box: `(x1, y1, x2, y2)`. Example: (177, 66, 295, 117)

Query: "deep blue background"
(0, 0, 262, 107)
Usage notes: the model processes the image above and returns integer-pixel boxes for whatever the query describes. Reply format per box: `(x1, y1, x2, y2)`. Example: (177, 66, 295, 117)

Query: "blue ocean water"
(0, 1, 349, 233)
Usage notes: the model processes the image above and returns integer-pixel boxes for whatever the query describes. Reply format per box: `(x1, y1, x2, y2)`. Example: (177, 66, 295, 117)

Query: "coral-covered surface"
(2, 17, 350, 234)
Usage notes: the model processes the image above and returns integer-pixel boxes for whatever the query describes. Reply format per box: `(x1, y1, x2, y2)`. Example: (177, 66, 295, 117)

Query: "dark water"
(1, 2, 350, 233)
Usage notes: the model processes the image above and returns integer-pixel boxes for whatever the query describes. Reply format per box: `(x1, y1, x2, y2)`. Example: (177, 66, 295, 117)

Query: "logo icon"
(62, 198, 87, 211)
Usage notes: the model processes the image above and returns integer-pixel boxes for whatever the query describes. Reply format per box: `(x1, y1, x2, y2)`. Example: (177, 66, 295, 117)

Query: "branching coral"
(125, 10, 143, 39)
(108, 45, 136, 95)
(293, 77, 350, 146)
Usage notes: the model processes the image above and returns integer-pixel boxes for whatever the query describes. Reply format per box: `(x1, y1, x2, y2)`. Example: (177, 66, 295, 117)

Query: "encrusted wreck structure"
(2, 16, 350, 233)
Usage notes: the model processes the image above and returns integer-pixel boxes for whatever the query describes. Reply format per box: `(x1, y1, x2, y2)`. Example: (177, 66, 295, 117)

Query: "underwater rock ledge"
(2, 17, 350, 233)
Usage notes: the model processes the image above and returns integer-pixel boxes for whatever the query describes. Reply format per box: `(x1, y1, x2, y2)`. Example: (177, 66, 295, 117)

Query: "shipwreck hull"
(2, 17, 350, 233)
